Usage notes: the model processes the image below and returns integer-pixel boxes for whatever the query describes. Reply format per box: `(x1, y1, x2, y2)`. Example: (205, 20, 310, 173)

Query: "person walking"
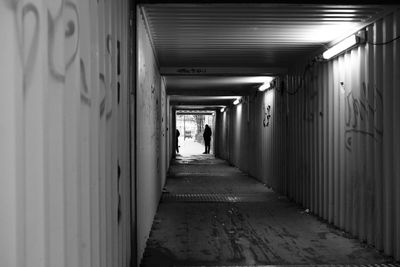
(176, 129, 180, 153)
(203, 124, 212, 154)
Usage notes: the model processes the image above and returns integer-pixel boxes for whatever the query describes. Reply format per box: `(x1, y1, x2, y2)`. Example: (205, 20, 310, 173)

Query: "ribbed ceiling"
(141, 4, 391, 109)
(142, 4, 389, 68)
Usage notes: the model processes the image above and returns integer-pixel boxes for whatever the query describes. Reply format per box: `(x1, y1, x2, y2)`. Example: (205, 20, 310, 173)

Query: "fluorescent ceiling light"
(247, 76, 274, 84)
(322, 35, 359, 60)
(258, 83, 270, 91)
(171, 96, 241, 101)
(258, 77, 274, 91)
(233, 98, 241, 105)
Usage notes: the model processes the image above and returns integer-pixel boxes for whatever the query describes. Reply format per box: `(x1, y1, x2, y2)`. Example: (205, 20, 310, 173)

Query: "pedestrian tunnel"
(138, 3, 400, 266)
(1, 2, 400, 267)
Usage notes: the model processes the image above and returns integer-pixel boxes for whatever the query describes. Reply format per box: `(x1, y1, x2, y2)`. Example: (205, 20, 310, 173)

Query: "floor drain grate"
(161, 193, 272, 203)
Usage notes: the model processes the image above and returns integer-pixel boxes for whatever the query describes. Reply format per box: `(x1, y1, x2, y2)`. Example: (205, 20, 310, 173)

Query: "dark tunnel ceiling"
(141, 4, 394, 108)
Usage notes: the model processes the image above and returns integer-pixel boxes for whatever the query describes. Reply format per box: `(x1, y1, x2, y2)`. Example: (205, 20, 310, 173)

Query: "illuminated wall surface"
(136, 8, 168, 264)
(217, 11, 400, 260)
(216, 88, 287, 193)
(0, 1, 133, 266)
(286, 12, 400, 260)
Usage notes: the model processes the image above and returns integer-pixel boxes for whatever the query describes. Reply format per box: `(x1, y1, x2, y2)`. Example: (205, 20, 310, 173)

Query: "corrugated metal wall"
(0, 0, 133, 266)
(286, 9, 400, 260)
(160, 78, 167, 187)
(167, 96, 173, 169)
(137, 7, 168, 264)
(216, 110, 229, 160)
(216, 87, 287, 193)
(216, 8, 400, 262)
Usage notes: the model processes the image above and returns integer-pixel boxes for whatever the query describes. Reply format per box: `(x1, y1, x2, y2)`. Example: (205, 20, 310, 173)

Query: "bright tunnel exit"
(176, 110, 216, 156)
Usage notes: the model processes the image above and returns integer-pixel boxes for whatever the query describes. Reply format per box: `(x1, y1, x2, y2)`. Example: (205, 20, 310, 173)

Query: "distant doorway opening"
(176, 110, 215, 156)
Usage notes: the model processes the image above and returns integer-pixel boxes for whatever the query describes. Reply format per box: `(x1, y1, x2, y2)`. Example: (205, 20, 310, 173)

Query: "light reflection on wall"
(233, 102, 243, 165)
(235, 101, 242, 128)
(264, 89, 274, 107)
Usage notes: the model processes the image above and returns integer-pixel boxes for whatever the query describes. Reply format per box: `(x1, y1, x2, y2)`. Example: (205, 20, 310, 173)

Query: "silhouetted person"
(176, 129, 180, 153)
(203, 124, 212, 154)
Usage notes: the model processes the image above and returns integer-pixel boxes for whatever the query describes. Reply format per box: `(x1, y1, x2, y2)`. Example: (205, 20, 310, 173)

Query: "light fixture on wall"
(220, 107, 225, 112)
(258, 82, 271, 92)
(258, 77, 274, 92)
(233, 98, 241, 105)
(322, 30, 366, 60)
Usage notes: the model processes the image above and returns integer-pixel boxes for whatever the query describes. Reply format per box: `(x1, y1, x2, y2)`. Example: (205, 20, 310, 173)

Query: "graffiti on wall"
(48, 0, 79, 82)
(12, 0, 95, 109)
(99, 73, 106, 117)
(6, 0, 131, 256)
(80, 58, 91, 106)
(303, 87, 319, 123)
(106, 34, 112, 54)
(11, 1, 40, 92)
(344, 82, 383, 151)
(263, 104, 271, 127)
(262, 89, 286, 128)
(303, 71, 319, 123)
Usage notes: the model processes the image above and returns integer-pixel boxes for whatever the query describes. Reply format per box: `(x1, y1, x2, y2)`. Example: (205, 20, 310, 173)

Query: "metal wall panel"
(216, 8, 400, 262)
(137, 7, 169, 264)
(161, 79, 167, 187)
(285, 9, 400, 260)
(216, 86, 287, 194)
(216, 110, 229, 160)
(167, 96, 173, 166)
(0, 1, 133, 266)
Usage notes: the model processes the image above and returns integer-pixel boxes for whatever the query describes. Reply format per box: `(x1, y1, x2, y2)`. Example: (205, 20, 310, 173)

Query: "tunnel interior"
(1, 2, 399, 267)
(137, 3, 400, 266)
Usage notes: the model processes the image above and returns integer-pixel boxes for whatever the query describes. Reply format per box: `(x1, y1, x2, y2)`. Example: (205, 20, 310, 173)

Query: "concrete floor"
(141, 155, 394, 267)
